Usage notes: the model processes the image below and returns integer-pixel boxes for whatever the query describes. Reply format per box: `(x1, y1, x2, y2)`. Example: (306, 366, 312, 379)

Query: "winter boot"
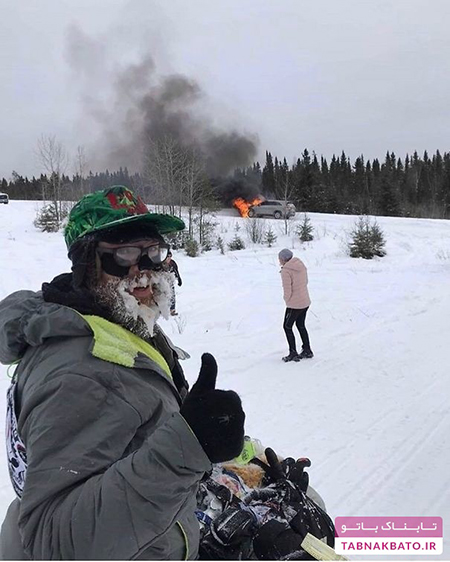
(298, 349, 314, 359)
(282, 352, 299, 362)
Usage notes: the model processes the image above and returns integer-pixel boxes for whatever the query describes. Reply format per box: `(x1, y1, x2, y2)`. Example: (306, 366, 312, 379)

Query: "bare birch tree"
(73, 145, 88, 200)
(143, 136, 187, 215)
(281, 174, 295, 235)
(184, 147, 208, 237)
(143, 136, 211, 237)
(36, 134, 70, 224)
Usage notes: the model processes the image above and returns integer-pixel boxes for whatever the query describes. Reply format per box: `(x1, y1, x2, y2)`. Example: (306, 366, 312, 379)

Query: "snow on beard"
(94, 270, 173, 338)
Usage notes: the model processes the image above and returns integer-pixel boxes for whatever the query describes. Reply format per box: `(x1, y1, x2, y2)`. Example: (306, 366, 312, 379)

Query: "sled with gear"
(196, 439, 346, 560)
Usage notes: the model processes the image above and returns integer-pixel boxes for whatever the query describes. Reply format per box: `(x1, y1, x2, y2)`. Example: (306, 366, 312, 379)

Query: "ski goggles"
(97, 243, 170, 278)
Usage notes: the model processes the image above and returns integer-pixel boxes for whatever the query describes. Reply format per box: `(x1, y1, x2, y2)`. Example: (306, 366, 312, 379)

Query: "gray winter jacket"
(0, 290, 212, 560)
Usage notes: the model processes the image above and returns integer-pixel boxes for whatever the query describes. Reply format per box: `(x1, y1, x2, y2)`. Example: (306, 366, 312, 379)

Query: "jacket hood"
(282, 257, 304, 272)
(0, 290, 91, 364)
(0, 289, 174, 386)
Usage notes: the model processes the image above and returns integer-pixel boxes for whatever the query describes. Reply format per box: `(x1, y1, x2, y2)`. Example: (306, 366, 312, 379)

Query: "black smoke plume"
(212, 178, 263, 207)
(65, 25, 259, 177)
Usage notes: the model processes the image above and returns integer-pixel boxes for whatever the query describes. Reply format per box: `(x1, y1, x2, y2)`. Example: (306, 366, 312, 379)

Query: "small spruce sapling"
(264, 226, 277, 247)
(348, 216, 386, 259)
(216, 236, 225, 255)
(185, 237, 199, 257)
(296, 214, 314, 242)
(228, 234, 245, 251)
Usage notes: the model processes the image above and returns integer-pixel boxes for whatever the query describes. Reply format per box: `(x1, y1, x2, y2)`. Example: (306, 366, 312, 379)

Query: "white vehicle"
(0, 192, 9, 204)
(248, 199, 296, 219)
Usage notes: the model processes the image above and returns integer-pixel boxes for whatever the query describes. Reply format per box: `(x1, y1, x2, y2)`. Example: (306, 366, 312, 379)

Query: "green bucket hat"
(64, 185, 185, 250)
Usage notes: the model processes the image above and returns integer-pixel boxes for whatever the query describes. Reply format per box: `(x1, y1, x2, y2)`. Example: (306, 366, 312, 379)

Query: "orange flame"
(232, 197, 264, 217)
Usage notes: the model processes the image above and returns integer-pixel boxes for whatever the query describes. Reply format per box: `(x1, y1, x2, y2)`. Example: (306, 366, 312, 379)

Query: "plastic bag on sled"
(196, 441, 337, 560)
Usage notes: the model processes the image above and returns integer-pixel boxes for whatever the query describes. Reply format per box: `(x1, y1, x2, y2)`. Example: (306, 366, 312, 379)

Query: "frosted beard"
(92, 270, 173, 340)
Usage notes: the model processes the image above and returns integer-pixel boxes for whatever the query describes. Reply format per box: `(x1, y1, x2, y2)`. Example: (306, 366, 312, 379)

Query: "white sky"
(1, 0, 450, 178)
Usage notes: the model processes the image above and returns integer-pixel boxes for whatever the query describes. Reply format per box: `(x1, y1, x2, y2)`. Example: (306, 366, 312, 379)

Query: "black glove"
(253, 519, 308, 560)
(180, 353, 245, 463)
(254, 448, 310, 492)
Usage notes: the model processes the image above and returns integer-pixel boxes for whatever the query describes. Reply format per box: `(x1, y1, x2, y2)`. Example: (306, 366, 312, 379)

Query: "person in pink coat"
(278, 248, 313, 362)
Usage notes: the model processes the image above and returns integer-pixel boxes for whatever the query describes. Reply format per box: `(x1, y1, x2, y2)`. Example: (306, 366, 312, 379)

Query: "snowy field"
(1, 201, 449, 559)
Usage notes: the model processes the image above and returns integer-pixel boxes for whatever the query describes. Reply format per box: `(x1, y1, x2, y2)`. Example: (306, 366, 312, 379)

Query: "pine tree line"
(3, 148, 450, 219)
(1, 168, 142, 202)
(235, 149, 450, 219)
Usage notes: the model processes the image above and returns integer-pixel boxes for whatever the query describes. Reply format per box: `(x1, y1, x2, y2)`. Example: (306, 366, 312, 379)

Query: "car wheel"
(274, 211, 282, 219)
(248, 208, 255, 218)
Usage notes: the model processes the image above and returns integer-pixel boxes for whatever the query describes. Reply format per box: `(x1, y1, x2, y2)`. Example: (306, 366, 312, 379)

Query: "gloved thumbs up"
(190, 352, 217, 394)
(180, 353, 245, 463)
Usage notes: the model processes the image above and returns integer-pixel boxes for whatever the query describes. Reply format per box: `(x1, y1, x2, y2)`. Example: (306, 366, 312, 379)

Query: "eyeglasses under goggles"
(97, 243, 170, 278)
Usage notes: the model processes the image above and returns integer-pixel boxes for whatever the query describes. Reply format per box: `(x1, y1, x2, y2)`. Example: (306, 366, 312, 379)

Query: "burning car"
(247, 199, 296, 219)
(233, 197, 296, 219)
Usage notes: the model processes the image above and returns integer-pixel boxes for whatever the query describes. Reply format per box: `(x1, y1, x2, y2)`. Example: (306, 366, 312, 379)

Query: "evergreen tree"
(264, 226, 277, 247)
(262, 151, 276, 196)
(378, 176, 400, 216)
(228, 234, 245, 251)
(417, 150, 431, 211)
(293, 148, 314, 210)
(296, 214, 314, 242)
(348, 216, 386, 259)
(441, 153, 450, 218)
(352, 155, 367, 212)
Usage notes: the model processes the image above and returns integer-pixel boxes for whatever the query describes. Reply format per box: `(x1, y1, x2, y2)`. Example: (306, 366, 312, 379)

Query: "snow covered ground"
(1, 201, 449, 559)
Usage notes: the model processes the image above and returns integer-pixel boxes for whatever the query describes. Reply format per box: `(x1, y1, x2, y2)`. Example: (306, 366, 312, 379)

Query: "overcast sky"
(1, 0, 450, 178)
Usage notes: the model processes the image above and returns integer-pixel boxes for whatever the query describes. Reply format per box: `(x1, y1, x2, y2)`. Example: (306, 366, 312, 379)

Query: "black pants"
(283, 307, 311, 354)
(170, 282, 176, 312)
